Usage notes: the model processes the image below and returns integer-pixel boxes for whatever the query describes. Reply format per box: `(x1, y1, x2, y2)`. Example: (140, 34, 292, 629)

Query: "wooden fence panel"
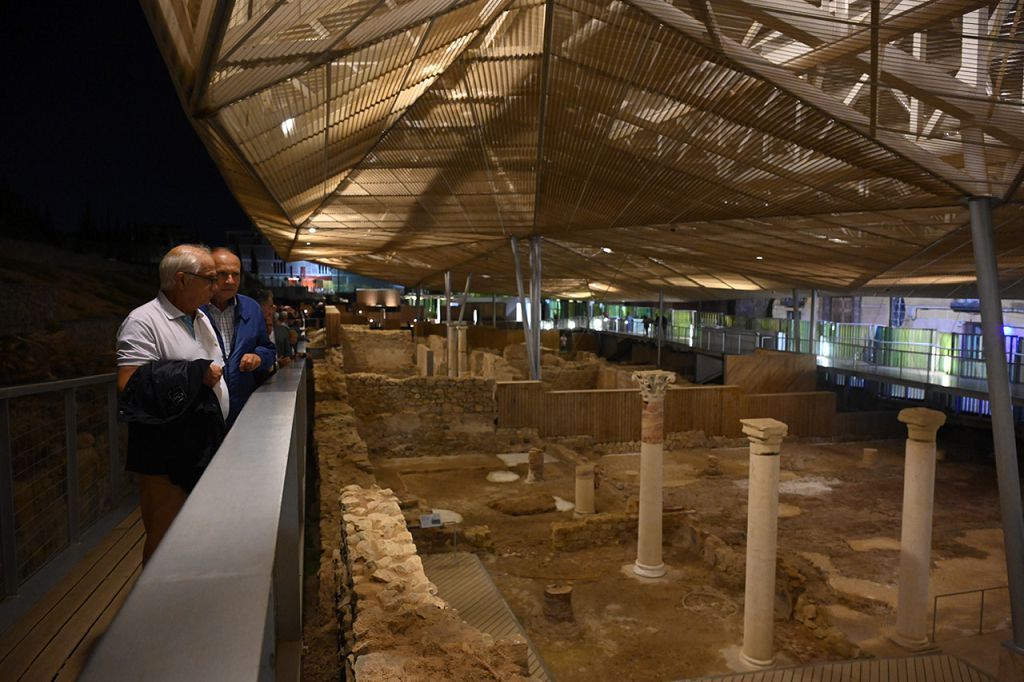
(739, 392, 836, 437)
(495, 381, 544, 429)
(834, 411, 903, 438)
(664, 385, 743, 437)
(538, 389, 641, 441)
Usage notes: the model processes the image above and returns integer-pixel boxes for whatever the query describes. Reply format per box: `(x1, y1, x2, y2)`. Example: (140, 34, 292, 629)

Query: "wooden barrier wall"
(496, 383, 744, 441)
(540, 389, 642, 441)
(739, 391, 836, 437)
(494, 381, 544, 428)
(414, 322, 559, 352)
(724, 349, 816, 394)
(665, 386, 743, 437)
(833, 410, 903, 438)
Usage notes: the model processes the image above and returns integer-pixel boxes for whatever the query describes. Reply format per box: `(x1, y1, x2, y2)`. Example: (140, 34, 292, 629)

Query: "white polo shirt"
(117, 291, 230, 420)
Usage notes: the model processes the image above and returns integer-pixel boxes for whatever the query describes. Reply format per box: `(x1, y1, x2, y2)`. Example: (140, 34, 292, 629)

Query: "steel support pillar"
(810, 289, 818, 356)
(457, 274, 472, 323)
(657, 289, 664, 368)
(792, 288, 801, 353)
(969, 196, 1024, 651)
(444, 271, 452, 326)
(511, 237, 538, 380)
(529, 236, 543, 380)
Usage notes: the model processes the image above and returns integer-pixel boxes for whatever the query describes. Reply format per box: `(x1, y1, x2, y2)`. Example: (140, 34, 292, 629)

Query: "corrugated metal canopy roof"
(142, 0, 1024, 299)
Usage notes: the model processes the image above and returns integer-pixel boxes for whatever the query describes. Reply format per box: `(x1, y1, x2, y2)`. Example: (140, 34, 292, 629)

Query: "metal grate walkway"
(682, 654, 995, 682)
(422, 552, 553, 681)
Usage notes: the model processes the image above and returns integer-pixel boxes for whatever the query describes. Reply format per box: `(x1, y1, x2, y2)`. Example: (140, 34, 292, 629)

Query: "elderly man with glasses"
(115, 244, 230, 562)
(202, 247, 276, 428)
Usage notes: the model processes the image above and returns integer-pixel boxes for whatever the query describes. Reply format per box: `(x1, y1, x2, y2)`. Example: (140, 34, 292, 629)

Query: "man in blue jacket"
(203, 247, 276, 427)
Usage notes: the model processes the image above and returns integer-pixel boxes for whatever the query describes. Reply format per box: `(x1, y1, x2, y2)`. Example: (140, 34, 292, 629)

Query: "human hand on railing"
(239, 353, 261, 372)
(203, 363, 223, 387)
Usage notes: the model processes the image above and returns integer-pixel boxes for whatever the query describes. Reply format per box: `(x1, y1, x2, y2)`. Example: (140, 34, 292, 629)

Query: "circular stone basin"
(486, 471, 521, 483)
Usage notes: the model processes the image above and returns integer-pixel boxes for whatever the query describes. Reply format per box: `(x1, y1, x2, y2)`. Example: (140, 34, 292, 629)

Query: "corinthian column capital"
(631, 370, 676, 402)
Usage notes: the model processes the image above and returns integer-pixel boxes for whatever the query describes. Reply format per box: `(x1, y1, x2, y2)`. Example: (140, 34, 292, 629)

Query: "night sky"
(0, 2, 249, 243)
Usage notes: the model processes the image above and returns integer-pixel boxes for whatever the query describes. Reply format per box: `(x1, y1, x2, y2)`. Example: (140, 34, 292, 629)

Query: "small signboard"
(419, 512, 443, 528)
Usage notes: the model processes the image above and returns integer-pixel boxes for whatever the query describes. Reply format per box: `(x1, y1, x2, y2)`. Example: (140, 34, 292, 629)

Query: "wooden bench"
(0, 509, 143, 681)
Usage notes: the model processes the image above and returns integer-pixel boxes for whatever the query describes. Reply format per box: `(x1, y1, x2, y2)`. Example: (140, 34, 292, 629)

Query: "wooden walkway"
(422, 552, 553, 681)
(0, 509, 143, 681)
(684, 654, 995, 682)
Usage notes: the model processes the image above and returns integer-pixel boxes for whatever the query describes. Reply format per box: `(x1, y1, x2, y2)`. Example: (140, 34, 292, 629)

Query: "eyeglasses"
(182, 271, 218, 285)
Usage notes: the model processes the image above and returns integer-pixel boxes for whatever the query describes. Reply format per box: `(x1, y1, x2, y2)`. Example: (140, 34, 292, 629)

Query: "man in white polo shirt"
(116, 244, 230, 562)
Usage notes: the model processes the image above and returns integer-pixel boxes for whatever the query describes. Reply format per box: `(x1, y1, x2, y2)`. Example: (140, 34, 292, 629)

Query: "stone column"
(892, 407, 946, 650)
(456, 323, 469, 377)
(575, 464, 595, 515)
(526, 447, 544, 483)
(740, 417, 788, 669)
(446, 324, 458, 378)
(631, 370, 676, 578)
(416, 345, 434, 377)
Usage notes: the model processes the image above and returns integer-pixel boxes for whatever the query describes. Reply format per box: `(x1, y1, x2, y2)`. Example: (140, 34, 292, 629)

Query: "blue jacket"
(203, 294, 276, 427)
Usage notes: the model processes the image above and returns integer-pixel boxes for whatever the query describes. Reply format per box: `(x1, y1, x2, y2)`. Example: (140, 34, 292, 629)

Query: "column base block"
(633, 561, 666, 578)
(738, 650, 775, 670)
(888, 631, 936, 652)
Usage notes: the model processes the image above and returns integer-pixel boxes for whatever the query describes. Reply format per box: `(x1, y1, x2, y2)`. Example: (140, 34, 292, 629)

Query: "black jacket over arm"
(119, 359, 227, 492)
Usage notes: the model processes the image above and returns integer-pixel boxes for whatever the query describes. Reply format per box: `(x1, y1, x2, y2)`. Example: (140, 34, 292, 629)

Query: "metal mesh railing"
(9, 393, 69, 583)
(1, 374, 122, 597)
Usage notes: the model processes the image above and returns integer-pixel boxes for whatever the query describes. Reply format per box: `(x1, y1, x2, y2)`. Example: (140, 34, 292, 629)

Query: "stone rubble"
(337, 484, 531, 681)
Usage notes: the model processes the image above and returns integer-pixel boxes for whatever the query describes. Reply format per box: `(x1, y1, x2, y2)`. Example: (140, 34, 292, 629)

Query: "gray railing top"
(80, 362, 306, 681)
(0, 373, 115, 400)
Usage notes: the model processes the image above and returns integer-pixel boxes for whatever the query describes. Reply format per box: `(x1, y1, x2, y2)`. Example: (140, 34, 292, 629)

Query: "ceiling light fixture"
(755, 256, 764, 260)
(308, 227, 317, 234)
(601, 246, 613, 254)
(281, 118, 295, 136)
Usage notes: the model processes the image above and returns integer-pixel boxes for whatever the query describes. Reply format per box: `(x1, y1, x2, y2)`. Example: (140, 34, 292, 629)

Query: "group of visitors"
(642, 313, 670, 338)
(255, 290, 301, 367)
(116, 244, 288, 562)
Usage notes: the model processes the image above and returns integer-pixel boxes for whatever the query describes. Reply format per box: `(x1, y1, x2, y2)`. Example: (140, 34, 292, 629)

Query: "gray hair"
(159, 244, 211, 291)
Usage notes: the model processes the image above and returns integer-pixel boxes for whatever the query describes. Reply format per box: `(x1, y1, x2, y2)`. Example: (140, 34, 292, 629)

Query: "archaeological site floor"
(379, 439, 1009, 680)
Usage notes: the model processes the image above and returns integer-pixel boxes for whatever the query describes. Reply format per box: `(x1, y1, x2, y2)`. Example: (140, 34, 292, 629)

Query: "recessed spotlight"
(308, 227, 317, 234)
(755, 256, 763, 260)
(305, 241, 311, 245)
(601, 246, 613, 254)
(481, 274, 491, 279)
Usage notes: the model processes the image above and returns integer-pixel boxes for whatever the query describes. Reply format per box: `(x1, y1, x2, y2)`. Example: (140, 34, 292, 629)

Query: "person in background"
(202, 248, 276, 427)
(116, 244, 229, 563)
(256, 289, 293, 368)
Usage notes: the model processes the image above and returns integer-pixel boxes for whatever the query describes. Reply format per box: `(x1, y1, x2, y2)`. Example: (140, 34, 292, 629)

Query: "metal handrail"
(0, 373, 116, 400)
(80, 361, 308, 682)
(931, 585, 1009, 642)
(556, 314, 1024, 388)
(1, 373, 120, 597)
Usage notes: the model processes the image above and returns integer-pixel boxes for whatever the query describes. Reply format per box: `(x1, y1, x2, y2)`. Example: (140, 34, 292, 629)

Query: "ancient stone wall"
(337, 325, 415, 376)
(469, 349, 522, 381)
(311, 347, 376, 669)
(344, 374, 497, 456)
(336, 485, 530, 681)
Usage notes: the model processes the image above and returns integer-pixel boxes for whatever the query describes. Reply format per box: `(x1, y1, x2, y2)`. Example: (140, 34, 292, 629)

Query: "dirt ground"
(377, 436, 1010, 680)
